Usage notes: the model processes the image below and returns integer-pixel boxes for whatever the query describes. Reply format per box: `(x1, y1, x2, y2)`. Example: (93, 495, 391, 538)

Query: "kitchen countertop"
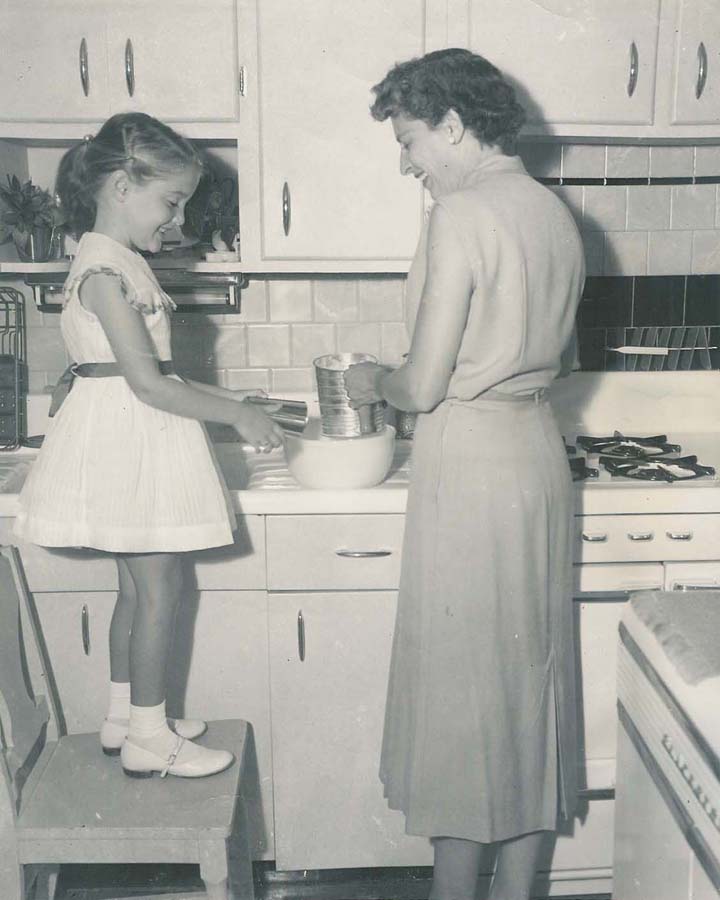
(3, 432, 720, 517)
(4, 373, 720, 518)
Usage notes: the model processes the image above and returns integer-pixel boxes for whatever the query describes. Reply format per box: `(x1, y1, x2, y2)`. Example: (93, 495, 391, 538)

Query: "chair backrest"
(0, 545, 59, 819)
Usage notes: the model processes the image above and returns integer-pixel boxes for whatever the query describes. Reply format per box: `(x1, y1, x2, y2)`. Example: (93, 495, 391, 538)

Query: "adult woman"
(344, 49, 584, 900)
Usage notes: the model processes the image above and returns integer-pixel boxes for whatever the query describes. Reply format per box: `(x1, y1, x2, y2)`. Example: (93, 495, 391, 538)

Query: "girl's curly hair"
(371, 48, 526, 155)
(56, 112, 202, 239)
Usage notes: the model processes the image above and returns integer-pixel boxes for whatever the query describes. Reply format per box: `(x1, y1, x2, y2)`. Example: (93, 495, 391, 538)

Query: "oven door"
(664, 562, 720, 591)
(573, 562, 664, 796)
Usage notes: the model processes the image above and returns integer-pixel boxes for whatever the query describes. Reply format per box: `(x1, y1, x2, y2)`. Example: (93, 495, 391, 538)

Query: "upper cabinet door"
(671, 0, 720, 125)
(463, 0, 661, 128)
(0, 2, 110, 121)
(256, 0, 425, 263)
(106, 0, 239, 122)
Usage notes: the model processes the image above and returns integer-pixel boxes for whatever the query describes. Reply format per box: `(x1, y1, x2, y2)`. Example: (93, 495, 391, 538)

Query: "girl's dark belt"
(49, 360, 175, 417)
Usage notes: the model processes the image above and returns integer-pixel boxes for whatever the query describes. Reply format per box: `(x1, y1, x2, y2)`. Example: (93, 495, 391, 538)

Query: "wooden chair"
(0, 544, 255, 900)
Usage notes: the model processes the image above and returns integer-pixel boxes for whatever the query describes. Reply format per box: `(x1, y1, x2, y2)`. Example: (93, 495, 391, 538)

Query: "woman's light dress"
(14, 232, 235, 553)
(379, 155, 585, 842)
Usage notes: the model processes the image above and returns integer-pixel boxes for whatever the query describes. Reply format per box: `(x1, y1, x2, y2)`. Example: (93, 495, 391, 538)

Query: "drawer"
(1, 515, 266, 592)
(575, 514, 720, 563)
(267, 515, 405, 590)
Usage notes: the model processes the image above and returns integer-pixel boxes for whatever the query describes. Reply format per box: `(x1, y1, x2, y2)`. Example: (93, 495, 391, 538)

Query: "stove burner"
(568, 456, 598, 482)
(577, 431, 682, 458)
(599, 454, 716, 482)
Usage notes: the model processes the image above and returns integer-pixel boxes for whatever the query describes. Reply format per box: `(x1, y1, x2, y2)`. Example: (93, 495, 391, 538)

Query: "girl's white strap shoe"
(120, 734, 235, 779)
(100, 716, 207, 755)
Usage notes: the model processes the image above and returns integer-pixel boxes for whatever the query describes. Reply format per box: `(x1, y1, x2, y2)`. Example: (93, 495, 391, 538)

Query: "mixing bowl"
(284, 420, 396, 489)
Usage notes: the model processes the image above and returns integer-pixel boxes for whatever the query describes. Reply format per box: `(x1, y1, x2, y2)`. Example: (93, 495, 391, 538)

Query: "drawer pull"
(627, 531, 654, 542)
(627, 40, 639, 97)
(297, 610, 305, 662)
(79, 37, 90, 97)
(667, 531, 693, 542)
(582, 532, 608, 543)
(81, 604, 90, 656)
(336, 549, 392, 558)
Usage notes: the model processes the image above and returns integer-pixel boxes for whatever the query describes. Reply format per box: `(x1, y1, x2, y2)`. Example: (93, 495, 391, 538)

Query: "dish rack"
(0, 287, 26, 450)
(606, 325, 716, 371)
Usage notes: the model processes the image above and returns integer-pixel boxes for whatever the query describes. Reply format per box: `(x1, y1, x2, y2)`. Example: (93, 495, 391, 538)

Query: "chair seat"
(18, 719, 248, 845)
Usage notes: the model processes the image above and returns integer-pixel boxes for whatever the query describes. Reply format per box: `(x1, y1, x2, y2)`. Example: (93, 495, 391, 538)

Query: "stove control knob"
(666, 531, 694, 541)
(628, 531, 654, 541)
(582, 532, 608, 543)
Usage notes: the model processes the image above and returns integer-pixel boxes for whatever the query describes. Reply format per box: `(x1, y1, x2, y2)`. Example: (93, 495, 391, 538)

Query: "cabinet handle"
(666, 531, 693, 541)
(336, 549, 392, 558)
(696, 42, 708, 100)
(282, 182, 291, 236)
(125, 38, 135, 97)
(238, 65, 246, 97)
(581, 532, 608, 543)
(297, 610, 305, 662)
(79, 38, 90, 97)
(81, 604, 90, 656)
(627, 41, 639, 97)
(627, 531, 654, 542)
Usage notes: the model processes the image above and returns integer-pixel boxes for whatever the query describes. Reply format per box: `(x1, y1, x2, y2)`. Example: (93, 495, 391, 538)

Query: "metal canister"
(313, 353, 386, 438)
(246, 396, 309, 434)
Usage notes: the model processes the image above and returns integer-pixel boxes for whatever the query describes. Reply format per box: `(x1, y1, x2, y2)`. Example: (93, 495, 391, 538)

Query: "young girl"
(14, 112, 284, 779)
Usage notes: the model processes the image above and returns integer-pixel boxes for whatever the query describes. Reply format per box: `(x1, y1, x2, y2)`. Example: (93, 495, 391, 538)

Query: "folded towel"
(631, 590, 720, 685)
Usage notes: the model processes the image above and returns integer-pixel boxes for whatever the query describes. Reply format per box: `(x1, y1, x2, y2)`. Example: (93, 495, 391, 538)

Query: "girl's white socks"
(128, 700, 177, 756)
(107, 680, 132, 721)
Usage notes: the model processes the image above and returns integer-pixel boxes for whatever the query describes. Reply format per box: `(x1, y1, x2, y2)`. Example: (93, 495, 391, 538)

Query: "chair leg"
(200, 839, 229, 900)
(229, 799, 255, 900)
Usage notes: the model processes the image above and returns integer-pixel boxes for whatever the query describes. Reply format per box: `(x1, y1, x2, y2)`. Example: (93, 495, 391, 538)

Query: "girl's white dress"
(14, 232, 236, 553)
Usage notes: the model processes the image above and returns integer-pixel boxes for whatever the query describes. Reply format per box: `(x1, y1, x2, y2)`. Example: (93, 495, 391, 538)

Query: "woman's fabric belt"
(451, 387, 548, 408)
(49, 360, 175, 417)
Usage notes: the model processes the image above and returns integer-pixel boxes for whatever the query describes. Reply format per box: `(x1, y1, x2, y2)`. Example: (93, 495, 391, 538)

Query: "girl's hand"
(234, 388, 268, 400)
(235, 402, 285, 453)
(344, 362, 386, 409)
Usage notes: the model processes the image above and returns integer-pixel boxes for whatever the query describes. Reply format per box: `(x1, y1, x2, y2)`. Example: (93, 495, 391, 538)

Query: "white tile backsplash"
(605, 231, 648, 275)
(647, 231, 693, 275)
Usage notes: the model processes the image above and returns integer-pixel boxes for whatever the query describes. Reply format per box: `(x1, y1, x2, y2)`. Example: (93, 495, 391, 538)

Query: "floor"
(52, 863, 612, 900)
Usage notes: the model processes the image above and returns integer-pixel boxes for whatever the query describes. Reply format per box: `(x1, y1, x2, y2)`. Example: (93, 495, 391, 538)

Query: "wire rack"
(0, 287, 26, 450)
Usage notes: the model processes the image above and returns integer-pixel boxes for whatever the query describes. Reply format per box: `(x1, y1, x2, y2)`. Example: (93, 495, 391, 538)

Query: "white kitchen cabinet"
(670, 0, 720, 125)
(268, 590, 432, 870)
(443, 0, 720, 140)
(32, 590, 116, 734)
(0, 0, 239, 124)
(456, 0, 661, 129)
(237, 0, 426, 272)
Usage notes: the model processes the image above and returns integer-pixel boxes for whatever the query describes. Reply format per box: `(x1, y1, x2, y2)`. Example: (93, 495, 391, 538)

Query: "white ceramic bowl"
(284, 420, 396, 489)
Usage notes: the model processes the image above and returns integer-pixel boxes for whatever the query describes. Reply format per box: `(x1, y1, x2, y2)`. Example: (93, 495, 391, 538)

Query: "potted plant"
(0, 175, 65, 262)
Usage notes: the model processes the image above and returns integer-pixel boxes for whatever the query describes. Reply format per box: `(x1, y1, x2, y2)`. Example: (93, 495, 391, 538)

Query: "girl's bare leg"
(488, 830, 545, 900)
(109, 557, 138, 683)
(122, 552, 184, 707)
(430, 837, 485, 900)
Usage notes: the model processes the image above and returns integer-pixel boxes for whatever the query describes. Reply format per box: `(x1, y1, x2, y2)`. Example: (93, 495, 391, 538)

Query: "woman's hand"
(235, 402, 285, 453)
(344, 362, 387, 409)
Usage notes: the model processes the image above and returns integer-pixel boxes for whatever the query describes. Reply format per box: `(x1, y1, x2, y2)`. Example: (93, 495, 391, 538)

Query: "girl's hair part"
(370, 48, 526, 155)
(56, 112, 203, 238)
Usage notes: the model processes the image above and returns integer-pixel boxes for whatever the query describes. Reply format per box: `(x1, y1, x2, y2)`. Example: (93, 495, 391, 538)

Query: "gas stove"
(566, 431, 718, 484)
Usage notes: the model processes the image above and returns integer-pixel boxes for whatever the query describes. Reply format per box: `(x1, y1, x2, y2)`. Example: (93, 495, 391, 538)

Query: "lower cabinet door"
(33, 591, 115, 735)
(268, 591, 432, 870)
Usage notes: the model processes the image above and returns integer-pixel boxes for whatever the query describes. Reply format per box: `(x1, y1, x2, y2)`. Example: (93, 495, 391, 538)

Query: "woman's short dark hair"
(370, 48, 526, 155)
(56, 112, 202, 238)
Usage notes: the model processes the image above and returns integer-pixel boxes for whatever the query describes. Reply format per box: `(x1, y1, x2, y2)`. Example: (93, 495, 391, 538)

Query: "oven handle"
(670, 582, 720, 592)
(574, 584, 663, 602)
